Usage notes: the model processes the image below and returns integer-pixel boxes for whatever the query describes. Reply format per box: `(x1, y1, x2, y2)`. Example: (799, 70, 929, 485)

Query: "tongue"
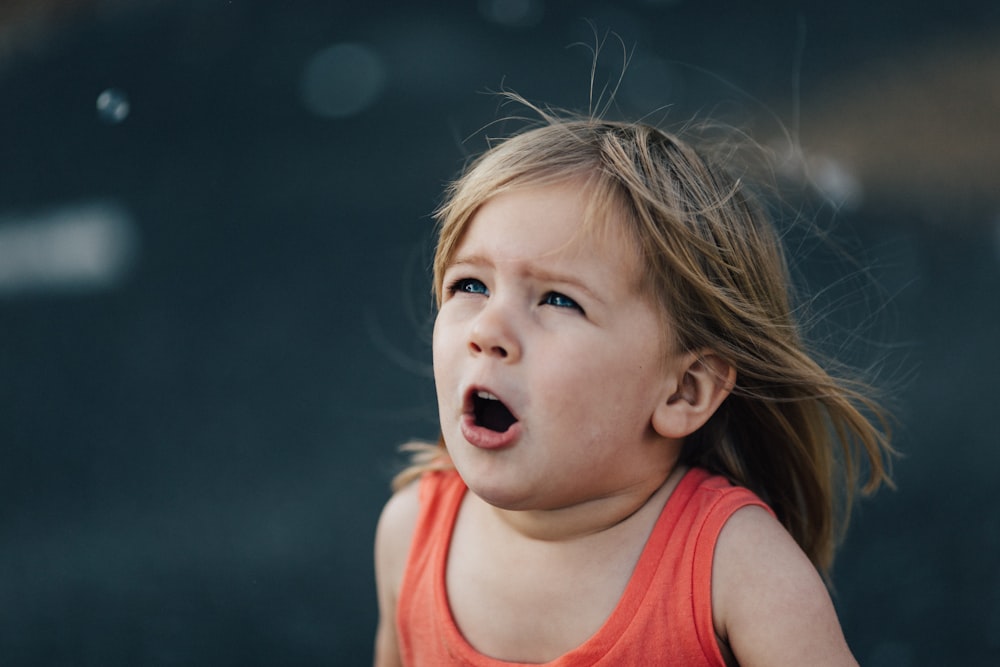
(479, 399, 517, 433)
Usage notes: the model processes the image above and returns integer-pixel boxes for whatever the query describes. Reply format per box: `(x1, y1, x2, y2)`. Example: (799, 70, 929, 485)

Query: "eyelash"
(446, 278, 584, 314)
(542, 292, 583, 313)
(447, 277, 488, 296)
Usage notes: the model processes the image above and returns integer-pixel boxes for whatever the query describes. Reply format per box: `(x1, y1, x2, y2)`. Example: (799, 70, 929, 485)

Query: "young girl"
(373, 107, 893, 666)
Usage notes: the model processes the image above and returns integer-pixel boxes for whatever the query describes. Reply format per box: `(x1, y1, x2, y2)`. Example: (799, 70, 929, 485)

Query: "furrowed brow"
(523, 266, 601, 302)
(446, 253, 492, 270)
(448, 253, 604, 304)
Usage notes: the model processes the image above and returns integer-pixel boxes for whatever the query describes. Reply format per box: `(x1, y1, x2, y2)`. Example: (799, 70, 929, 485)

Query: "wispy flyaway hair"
(398, 104, 894, 577)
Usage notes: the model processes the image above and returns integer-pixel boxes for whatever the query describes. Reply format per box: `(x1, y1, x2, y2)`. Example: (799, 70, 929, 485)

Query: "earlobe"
(652, 351, 736, 439)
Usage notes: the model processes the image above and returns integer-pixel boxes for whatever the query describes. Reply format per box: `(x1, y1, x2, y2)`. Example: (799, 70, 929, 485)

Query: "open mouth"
(472, 390, 518, 433)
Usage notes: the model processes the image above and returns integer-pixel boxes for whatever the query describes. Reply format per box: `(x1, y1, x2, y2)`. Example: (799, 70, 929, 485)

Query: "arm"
(373, 481, 421, 667)
(712, 506, 859, 667)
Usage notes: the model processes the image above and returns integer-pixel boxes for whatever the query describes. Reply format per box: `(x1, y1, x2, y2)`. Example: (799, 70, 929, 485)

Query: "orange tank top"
(396, 467, 771, 666)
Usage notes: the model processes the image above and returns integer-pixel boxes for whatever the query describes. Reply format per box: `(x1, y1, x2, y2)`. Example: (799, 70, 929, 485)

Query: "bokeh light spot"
(96, 88, 130, 124)
(478, 0, 544, 28)
(300, 43, 386, 119)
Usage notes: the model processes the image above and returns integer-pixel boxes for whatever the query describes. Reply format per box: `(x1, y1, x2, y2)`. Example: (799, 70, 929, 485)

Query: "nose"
(468, 299, 521, 362)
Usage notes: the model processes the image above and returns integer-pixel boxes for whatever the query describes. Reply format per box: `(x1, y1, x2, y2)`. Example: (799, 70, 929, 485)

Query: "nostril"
(469, 340, 509, 358)
(468, 316, 515, 359)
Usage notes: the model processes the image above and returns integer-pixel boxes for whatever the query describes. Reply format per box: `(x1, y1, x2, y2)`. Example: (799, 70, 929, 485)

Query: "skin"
(373, 180, 858, 666)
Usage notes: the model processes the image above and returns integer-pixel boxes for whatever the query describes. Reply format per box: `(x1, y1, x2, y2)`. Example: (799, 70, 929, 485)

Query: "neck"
(486, 464, 687, 543)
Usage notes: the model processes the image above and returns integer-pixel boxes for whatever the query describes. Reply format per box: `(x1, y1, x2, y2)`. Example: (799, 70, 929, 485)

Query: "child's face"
(432, 180, 684, 511)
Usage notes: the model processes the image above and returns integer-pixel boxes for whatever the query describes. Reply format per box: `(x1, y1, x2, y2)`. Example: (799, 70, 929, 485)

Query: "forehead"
(450, 180, 638, 273)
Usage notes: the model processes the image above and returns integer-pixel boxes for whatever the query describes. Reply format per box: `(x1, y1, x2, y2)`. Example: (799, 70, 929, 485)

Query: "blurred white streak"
(0, 200, 138, 295)
(299, 43, 386, 119)
(792, 34, 1000, 220)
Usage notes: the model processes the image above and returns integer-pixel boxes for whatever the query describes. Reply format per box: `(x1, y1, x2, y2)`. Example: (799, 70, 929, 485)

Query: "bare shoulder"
(712, 505, 859, 667)
(375, 479, 422, 591)
(373, 480, 421, 667)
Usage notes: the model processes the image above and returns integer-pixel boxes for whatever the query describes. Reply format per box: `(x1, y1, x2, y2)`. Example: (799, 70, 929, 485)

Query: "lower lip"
(460, 415, 521, 450)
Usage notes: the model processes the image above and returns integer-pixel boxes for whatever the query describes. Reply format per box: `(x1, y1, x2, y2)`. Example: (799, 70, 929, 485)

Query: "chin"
(470, 486, 530, 511)
(456, 464, 535, 511)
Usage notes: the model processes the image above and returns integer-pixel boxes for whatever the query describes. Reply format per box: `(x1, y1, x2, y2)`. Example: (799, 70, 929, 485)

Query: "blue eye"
(543, 292, 583, 312)
(448, 278, 489, 296)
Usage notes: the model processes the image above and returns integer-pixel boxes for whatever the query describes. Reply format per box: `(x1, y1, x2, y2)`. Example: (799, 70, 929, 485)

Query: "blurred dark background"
(1, 1, 998, 665)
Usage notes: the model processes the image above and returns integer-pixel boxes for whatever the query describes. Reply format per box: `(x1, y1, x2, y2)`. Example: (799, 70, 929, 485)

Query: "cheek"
(551, 348, 664, 418)
(431, 316, 462, 388)
(540, 352, 634, 411)
(430, 321, 447, 383)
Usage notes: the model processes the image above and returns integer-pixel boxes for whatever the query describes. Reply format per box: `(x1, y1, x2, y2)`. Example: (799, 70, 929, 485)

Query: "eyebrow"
(448, 253, 605, 304)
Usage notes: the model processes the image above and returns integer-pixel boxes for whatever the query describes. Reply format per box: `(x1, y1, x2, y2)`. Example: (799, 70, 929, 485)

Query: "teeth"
(476, 390, 499, 401)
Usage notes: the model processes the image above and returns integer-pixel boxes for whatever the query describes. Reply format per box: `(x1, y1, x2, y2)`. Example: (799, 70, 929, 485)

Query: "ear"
(652, 350, 736, 440)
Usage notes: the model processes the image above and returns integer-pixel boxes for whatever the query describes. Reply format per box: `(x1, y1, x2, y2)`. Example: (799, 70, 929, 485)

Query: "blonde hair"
(394, 109, 894, 577)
